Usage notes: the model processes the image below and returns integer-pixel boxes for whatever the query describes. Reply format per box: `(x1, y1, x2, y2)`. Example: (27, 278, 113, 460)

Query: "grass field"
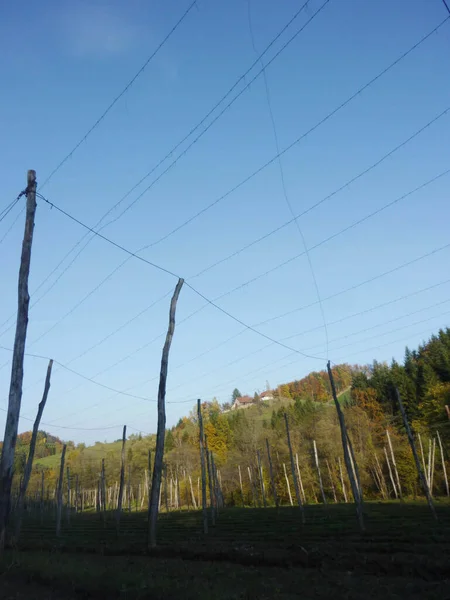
(2, 502, 450, 599)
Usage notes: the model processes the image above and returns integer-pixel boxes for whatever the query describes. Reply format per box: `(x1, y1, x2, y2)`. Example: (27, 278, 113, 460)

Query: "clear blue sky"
(1, 0, 449, 444)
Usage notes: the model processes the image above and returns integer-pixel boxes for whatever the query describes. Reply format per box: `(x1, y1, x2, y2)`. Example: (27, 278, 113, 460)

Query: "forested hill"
(5, 327, 450, 502)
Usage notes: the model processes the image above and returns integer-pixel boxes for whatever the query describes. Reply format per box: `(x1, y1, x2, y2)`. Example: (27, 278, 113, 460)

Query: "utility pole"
(0, 170, 37, 550)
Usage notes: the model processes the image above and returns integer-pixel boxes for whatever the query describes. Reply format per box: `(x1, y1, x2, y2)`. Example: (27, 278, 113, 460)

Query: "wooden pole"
(437, 431, 449, 496)
(0, 170, 37, 550)
(148, 450, 152, 506)
(148, 278, 183, 548)
(327, 361, 364, 531)
(373, 454, 387, 499)
(127, 465, 131, 513)
(337, 456, 348, 502)
(256, 450, 266, 508)
(15, 359, 53, 540)
(418, 434, 428, 485)
(313, 440, 327, 505)
(295, 453, 306, 504)
(56, 445, 67, 537)
(205, 435, 215, 525)
(284, 413, 304, 520)
(283, 463, 293, 505)
(395, 389, 437, 520)
(197, 399, 208, 532)
(66, 467, 71, 525)
(247, 466, 256, 507)
(238, 465, 245, 507)
(386, 430, 402, 500)
(164, 465, 169, 513)
(326, 459, 337, 503)
(265, 439, 279, 508)
(431, 438, 436, 496)
(116, 425, 126, 529)
(40, 471, 45, 523)
(384, 446, 398, 498)
(101, 459, 107, 524)
(188, 475, 197, 509)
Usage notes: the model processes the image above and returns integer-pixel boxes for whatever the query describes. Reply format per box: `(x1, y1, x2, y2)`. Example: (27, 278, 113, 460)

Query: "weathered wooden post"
(418, 434, 428, 485)
(313, 440, 327, 505)
(116, 425, 127, 530)
(127, 465, 131, 513)
(148, 278, 184, 548)
(395, 389, 437, 520)
(384, 446, 398, 498)
(0, 171, 37, 550)
(66, 467, 71, 525)
(56, 445, 67, 537)
(40, 471, 45, 523)
(256, 450, 267, 508)
(265, 439, 279, 508)
(284, 413, 304, 521)
(15, 359, 53, 540)
(204, 435, 215, 525)
(188, 475, 197, 509)
(327, 361, 364, 531)
(101, 459, 107, 524)
(283, 463, 293, 505)
(247, 466, 256, 507)
(386, 430, 402, 500)
(295, 454, 306, 504)
(326, 459, 337, 503)
(197, 398, 208, 532)
(238, 465, 245, 507)
(437, 431, 449, 496)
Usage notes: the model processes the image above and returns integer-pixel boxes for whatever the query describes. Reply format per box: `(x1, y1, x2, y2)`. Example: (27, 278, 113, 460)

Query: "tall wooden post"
(127, 465, 131, 513)
(437, 431, 449, 496)
(148, 450, 152, 506)
(295, 454, 306, 504)
(40, 471, 45, 523)
(66, 467, 71, 525)
(75, 475, 79, 513)
(0, 170, 37, 550)
(386, 430, 402, 500)
(148, 278, 184, 548)
(327, 361, 364, 531)
(56, 445, 67, 537)
(198, 399, 208, 532)
(326, 459, 337, 503)
(116, 425, 127, 529)
(247, 466, 256, 506)
(284, 413, 304, 521)
(313, 440, 327, 505)
(283, 463, 293, 505)
(15, 359, 53, 540)
(265, 439, 279, 508)
(384, 447, 398, 498)
(205, 435, 215, 525)
(256, 450, 267, 508)
(395, 389, 437, 520)
(238, 465, 245, 506)
(338, 456, 348, 502)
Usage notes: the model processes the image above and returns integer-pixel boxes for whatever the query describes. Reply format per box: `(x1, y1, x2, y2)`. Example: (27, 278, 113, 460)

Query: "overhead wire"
(189, 106, 450, 280)
(205, 168, 450, 303)
(1, 17, 444, 346)
(38, 1, 198, 190)
(18, 184, 448, 427)
(0, 0, 328, 339)
(138, 17, 450, 252)
(247, 0, 329, 358)
(0, 345, 155, 402)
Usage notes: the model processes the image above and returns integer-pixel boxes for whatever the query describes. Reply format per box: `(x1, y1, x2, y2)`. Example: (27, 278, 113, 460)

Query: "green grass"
(3, 502, 450, 599)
